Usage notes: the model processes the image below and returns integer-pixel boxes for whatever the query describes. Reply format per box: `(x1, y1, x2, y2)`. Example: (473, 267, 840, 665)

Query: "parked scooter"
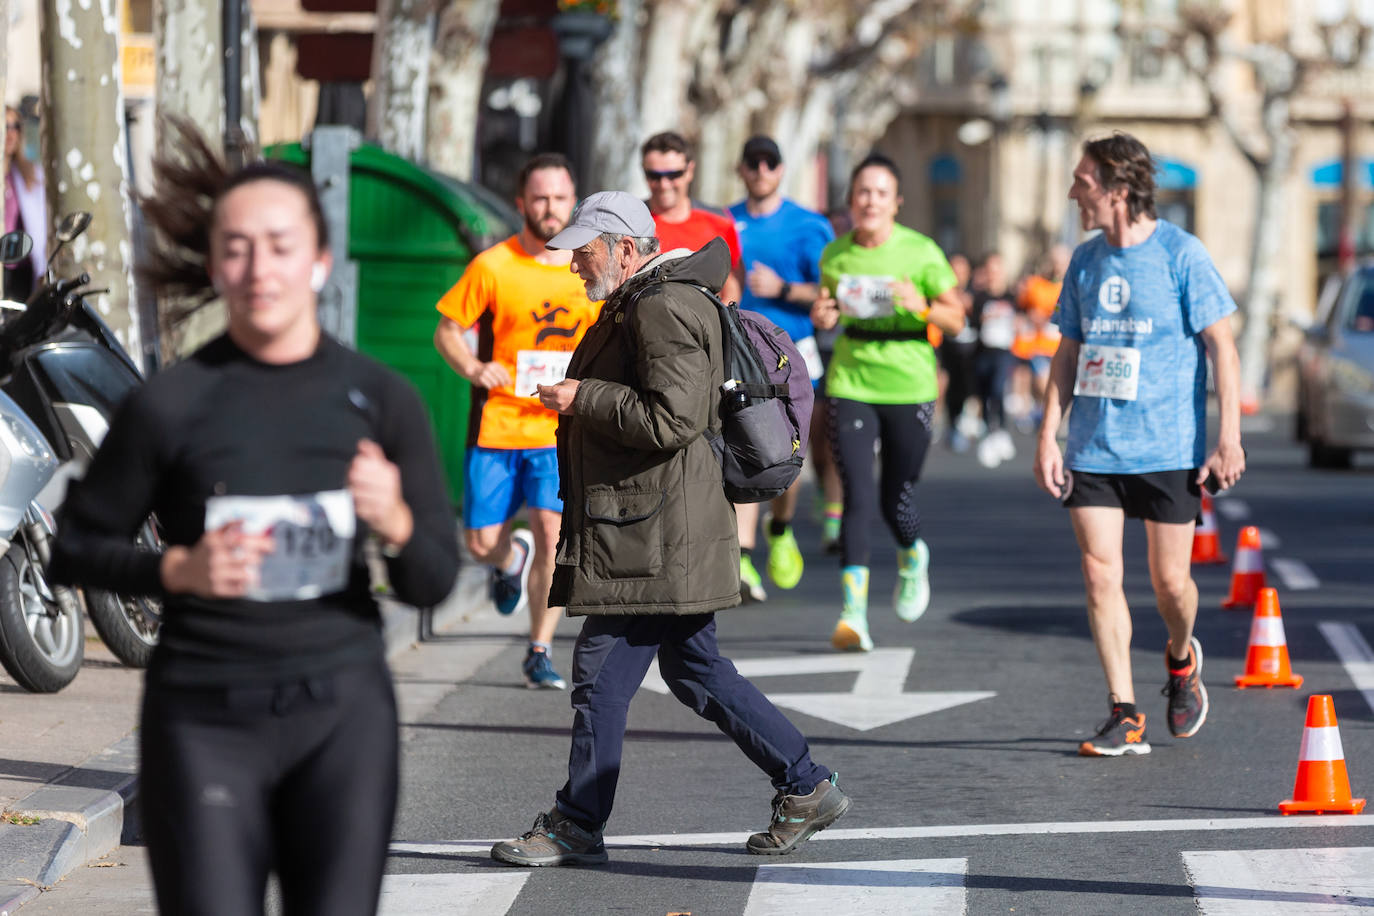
(0, 212, 160, 671)
(0, 232, 85, 692)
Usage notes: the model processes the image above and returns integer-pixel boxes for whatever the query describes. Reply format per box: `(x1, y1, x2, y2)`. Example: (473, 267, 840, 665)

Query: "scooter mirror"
(55, 211, 92, 244)
(0, 231, 32, 267)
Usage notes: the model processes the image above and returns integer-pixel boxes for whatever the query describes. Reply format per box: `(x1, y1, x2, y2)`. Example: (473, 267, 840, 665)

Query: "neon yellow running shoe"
(894, 538, 930, 622)
(832, 566, 872, 652)
(740, 554, 768, 603)
(765, 519, 804, 590)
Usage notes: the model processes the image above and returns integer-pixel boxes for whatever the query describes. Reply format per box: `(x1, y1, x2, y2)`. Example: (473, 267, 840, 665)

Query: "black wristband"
(779, 281, 792, 301)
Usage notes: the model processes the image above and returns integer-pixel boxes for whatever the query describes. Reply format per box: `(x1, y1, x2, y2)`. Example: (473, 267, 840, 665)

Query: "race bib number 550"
(1074, 345, 1141, 401)
(204, 489, 356, 601)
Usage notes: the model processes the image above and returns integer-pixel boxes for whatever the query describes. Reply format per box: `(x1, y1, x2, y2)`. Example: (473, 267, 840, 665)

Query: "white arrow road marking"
(1318, 622, 1374, 715)
(1184, 847, 1374, 913)
(1215, 499, 1250, 522)
(1269, 558, 1319, 590)
(637, 648, 995, 731)
(392, 814, 1374, 857)
(378, 872, 529, 915)
(743, 859, 967, 915)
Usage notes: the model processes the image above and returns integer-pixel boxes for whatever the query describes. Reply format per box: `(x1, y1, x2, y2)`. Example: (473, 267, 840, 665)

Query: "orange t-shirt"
(1013, 274, 1063, 360)
(653, 208, 742, 267)
(436, 236, 602, 450)
(1019, 274, 1062, 319)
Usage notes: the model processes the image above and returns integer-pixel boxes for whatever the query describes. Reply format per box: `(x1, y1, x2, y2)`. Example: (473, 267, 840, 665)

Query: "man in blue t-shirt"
(1034, 132, 1245, 759)
(728, 135, 835, 600)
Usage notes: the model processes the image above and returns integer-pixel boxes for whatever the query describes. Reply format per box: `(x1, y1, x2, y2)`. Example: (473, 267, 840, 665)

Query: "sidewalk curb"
(0, 562, 489, 910)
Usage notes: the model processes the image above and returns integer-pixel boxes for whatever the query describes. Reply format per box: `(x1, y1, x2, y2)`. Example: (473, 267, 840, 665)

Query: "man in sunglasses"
(641, 131, 744, 309)
(727, 135, 836, 602)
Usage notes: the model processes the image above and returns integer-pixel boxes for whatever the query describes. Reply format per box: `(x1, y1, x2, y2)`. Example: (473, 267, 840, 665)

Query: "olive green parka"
(549, 239, 741, 616)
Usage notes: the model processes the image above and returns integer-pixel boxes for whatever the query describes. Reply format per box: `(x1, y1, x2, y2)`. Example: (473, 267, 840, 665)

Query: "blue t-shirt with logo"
(1055, 220, 1235, 474)
(728, 198, 834, 345)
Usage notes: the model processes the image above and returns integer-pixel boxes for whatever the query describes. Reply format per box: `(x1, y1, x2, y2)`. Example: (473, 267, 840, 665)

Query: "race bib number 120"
(1074, 345, 1141, 401)
(204, 489, 356, 601)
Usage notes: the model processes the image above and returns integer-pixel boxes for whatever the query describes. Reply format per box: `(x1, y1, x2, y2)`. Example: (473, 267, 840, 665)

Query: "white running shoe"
(976, 434, 1003, 469)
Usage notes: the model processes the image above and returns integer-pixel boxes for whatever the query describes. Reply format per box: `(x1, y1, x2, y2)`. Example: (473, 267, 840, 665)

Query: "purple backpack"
(690, 284, 814, 503)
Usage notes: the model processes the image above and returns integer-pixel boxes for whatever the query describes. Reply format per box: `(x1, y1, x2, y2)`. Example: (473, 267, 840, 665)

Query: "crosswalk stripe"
(742, 858, 967, 915)
(378, 871, 529, 915)
(1183, 847, 1374, 913)
(1269, 557, 1319, 590)
(392, 814, 1374, 857)
(1317, 622, 1374, 715)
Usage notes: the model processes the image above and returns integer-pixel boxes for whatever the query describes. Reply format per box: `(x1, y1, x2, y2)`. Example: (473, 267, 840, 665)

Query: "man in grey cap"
(491, 191, 850, 867)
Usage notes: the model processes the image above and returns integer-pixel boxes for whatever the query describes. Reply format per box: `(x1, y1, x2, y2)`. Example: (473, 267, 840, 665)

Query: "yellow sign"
(121, 34, 156, 95)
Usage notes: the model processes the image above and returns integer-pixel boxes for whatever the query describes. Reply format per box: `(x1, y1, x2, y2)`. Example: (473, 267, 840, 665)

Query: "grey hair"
(598, 231, 660, 258)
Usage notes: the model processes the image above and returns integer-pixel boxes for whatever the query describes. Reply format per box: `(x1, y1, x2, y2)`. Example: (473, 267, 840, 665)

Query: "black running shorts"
(1062, 468, 1201, 524)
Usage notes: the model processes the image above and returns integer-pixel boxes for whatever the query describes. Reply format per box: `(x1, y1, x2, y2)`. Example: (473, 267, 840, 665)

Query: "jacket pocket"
(584, 486, 666, 579)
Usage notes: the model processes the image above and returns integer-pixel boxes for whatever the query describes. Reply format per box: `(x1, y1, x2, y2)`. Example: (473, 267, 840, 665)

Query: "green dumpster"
(266, 142, 517, 507)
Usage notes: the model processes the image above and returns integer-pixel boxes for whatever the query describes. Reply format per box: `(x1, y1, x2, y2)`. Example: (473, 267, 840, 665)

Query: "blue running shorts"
(463, 447, 563, 529)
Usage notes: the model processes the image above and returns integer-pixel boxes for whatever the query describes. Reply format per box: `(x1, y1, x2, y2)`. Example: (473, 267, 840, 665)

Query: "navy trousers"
(555, 613, 832, 829)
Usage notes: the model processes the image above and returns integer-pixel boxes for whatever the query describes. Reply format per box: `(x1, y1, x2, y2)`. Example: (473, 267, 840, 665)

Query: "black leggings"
(940, 340, 977, 426)
(139, 657, 399, 916)
(827, 398, 935, 567)
(975, 347, 1016, 431)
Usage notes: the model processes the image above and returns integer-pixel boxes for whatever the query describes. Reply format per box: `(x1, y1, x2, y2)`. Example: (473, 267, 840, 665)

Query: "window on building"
(929, 154, 962, 255)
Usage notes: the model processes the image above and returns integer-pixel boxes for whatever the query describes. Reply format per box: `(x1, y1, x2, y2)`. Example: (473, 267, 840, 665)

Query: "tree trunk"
(154, 0, 224, 358)
(1236, 100, 1293, 410)
(638, 0, 695, 140)
(155, 0, 222, 149)
(40, 0, 140, 357)
(368, 0, 433, 161)
(427, 0, 498, 180)
(588, 0, 643, 194)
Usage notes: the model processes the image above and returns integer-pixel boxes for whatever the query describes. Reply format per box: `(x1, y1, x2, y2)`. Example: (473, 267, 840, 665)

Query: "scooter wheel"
(0, 540, 83, 692)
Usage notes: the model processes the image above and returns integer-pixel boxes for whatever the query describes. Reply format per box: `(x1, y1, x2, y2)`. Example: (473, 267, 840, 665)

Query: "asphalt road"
(24, 416, 1374, 914)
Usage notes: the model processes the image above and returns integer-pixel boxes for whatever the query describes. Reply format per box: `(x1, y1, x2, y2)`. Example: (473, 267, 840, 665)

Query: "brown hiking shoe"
(746, 773, 851, 856)
(490, 808, 609, 867)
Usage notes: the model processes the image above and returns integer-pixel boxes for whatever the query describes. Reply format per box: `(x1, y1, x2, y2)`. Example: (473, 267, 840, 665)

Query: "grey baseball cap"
(546, 191, 657, 250)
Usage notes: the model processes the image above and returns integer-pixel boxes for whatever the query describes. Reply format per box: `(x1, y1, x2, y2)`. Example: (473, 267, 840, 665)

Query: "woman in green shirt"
(811, 154, 967, 652)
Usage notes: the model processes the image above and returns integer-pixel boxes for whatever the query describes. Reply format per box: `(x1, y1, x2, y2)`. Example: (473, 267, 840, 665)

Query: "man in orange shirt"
(641, 131, 744, 307)
(435, 153, 602, 689)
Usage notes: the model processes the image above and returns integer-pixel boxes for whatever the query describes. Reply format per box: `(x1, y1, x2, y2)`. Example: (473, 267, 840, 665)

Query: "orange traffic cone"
(1235, 588, 1303, 688)
(1279, 695, 1366, 814)
(1191, 493, 1228, 565)
(1221, 526, 1266, 609)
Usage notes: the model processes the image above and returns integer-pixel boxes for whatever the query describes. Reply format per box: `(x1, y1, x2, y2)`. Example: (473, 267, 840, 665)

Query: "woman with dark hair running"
(48, 122, 458, 915)
(811, 154, 966, 653)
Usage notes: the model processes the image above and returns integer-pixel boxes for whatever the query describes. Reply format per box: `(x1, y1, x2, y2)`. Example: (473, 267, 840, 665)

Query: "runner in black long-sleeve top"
(47, 124, 458, 916)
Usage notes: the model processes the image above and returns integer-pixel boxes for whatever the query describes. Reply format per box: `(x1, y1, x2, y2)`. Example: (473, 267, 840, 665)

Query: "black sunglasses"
(743, 156, 780, 171)
(644, 168, 687, 182)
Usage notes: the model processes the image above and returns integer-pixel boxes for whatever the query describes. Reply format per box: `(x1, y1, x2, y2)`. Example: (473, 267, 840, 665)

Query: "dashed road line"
(1269, 558, 1319, 590)
(1318, 622, 1374, 715)
(1256, 528, 1280, 549)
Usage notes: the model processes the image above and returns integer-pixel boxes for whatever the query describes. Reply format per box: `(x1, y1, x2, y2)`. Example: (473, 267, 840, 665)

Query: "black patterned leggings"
(827, 398, 935, 568)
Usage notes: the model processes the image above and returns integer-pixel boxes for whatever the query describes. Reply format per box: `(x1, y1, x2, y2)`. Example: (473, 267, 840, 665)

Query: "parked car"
(1296, 263, 1374, 468)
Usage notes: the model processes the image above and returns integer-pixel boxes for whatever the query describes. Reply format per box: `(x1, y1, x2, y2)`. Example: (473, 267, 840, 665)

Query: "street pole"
(1337, 97, 1357, 275)
(39, 0, 140, 358)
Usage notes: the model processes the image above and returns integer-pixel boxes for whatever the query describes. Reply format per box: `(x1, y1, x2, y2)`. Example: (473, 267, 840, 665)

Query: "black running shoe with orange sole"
(1079, 705, 1151, 757)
